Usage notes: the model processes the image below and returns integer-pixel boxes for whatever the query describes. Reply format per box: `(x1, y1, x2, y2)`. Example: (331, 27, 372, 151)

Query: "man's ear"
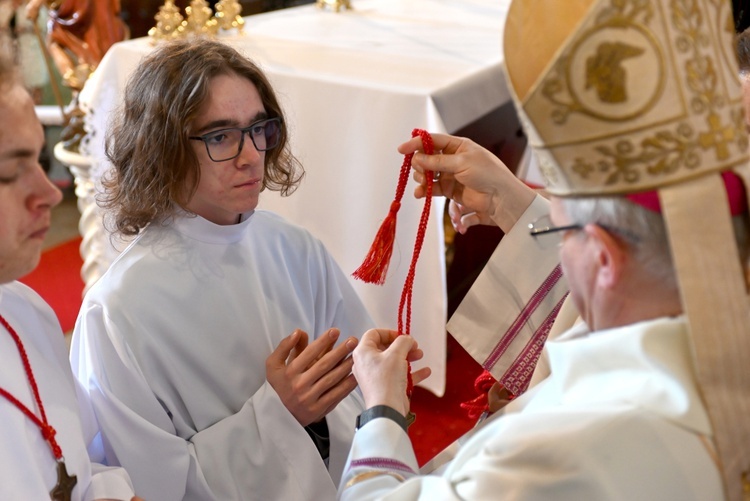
(584, 224, 628, 290)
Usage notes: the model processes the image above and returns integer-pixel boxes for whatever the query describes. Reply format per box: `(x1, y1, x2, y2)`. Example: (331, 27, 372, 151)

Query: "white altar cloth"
(77, 0, 512, 395)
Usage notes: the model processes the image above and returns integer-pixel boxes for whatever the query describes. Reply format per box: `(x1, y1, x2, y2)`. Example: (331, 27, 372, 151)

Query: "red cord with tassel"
(460, 370, 516, 420)
(353, 128, 434, 400)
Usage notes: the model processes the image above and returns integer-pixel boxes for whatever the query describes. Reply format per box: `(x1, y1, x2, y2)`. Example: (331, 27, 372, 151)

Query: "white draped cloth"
(71, 209, 375, 500)
(0, 282, 135, 501)
(339, 316, 722, 500)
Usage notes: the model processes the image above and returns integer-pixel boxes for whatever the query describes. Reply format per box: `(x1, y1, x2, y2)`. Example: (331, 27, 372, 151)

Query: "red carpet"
(19, 236, 85, 333)
(409, 335, 483, 465)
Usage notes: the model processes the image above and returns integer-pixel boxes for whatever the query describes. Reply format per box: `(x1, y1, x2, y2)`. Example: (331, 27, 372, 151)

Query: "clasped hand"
(352, 329, 431, 416)
(400, 132, 536, 234)
(267, 328, 358, 426)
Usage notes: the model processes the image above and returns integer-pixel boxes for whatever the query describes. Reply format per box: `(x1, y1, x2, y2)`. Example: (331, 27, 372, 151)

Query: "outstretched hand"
(267, 328, 359, 426)
(399, 132, 535, 234)
(352, 329, 431, 416)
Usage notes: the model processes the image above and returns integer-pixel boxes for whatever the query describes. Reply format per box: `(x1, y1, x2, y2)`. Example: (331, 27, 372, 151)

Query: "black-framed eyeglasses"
(528, 215, 582, 237)
(529, 214, 640, 247)
(528, 214, 583, 248)
(189, 117, 282, 162)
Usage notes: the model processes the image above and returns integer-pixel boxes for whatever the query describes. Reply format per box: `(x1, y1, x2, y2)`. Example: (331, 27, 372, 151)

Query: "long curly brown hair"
(101, 38, 304, 236)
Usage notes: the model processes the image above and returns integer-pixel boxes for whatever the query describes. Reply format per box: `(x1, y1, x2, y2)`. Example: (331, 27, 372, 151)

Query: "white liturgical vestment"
(71, 210, 374, 500)
(0, 282, 135, 500)
(339, 316, 723, 500)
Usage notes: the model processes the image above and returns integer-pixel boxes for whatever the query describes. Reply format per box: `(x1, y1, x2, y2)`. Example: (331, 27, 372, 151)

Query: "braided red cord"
(398, 129, 433, 398)
(352, 128, 434, 399)
(0, 314, 63, 459)
(459, 369, 519, 419)
(459, 370, 497, 419)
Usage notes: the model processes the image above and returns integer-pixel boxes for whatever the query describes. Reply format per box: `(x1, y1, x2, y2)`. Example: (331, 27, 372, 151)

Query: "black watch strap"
(355, 405, 408, 432)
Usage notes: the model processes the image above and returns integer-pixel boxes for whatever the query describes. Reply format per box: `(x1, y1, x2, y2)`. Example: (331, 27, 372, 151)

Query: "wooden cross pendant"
(50, 460, 77, 501)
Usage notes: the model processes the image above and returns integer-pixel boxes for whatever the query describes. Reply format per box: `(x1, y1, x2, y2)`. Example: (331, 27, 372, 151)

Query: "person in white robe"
(0, 50, 138, 501)
(71, 38, 374, 501)
(338, 0, 750, 499)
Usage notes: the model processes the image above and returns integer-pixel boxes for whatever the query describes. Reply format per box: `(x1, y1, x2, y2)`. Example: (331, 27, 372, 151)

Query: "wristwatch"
(355, 405, 412, 432)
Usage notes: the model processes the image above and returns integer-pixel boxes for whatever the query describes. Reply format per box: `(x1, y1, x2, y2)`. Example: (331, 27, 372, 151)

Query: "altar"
(75, 0, 513, 395)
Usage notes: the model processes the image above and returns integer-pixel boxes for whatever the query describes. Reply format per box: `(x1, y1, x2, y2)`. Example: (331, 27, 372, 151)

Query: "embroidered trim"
(349, 457, 416, 475)
(483, 264, 563, 369)
(500, 293, 568, 395)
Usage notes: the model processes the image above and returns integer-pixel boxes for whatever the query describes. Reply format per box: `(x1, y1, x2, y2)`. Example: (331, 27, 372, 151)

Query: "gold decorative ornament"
(180, 0, 218, 37)
(316, 0, 352, 13)
(60, 63, 94, 91)
(508, 0, 747, 197)
(215, 0, 245, 33)
(148, 1, 184, 43)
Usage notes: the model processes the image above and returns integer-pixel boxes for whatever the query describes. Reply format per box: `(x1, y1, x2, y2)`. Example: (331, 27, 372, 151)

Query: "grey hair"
(562, 195, 750, 292)
(561, 196, 677, 291)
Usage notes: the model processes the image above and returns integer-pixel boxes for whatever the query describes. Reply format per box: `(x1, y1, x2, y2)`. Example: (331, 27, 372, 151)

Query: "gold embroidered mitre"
(505, 0, 748, 196)
(504, 1, 750, 500)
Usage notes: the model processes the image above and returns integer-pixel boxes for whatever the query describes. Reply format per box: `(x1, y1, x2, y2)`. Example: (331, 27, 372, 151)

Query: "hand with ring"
(398, 132, 537, 234)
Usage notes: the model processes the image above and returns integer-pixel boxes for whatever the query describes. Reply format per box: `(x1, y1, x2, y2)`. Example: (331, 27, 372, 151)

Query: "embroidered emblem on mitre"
(506, 0, 748, 196)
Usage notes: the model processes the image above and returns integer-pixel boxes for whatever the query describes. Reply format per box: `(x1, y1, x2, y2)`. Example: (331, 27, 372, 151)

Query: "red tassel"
(353, 129, 434, 285)
(353, 128, 435, 400)
(459, 370, 517, 420)
(459, 370, 496, 419)
(352, 201, 402, 285)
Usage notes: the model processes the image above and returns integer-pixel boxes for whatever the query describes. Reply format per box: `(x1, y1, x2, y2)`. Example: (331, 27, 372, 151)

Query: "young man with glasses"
(339, 0, 750, 499)
(71, 38, 374, 500)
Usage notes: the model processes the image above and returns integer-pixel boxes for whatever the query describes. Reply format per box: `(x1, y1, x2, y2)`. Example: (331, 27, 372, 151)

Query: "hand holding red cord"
(352, 329, 431, 416)
(353, 129, 435, 402)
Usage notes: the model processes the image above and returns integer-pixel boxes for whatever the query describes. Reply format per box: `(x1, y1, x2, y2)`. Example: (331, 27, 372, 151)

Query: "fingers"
(400, 133, 466, 180)
(360, 328, 400, 349)
(406, 347, 424, 363)
(312, 351, 355, 393)
(293, 333, 358, 394)
(397, 135, 426, 155)
(448, 200, 480, 234)
(267, 329, 304, 371)
(288, 330, 310, 364)
(268, 328, 359, 426)
(386, 335, 422, 361)
(317, 373, 359, 418)
(289, 328, 341, 371)
(487, 382, 513, 413)
(411, 366, 432, 387)
(397, 132, 462, 156)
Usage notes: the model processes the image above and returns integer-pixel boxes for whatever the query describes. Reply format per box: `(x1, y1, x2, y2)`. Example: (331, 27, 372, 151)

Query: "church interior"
(4, 0, 750, 484)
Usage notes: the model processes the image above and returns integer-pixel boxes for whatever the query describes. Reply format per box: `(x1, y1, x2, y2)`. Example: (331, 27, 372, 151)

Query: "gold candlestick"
(214, 0, 244, 34)
(316, 0, 352, 13)
(180, 0, 218, 37)
(148, 1, 184, 43)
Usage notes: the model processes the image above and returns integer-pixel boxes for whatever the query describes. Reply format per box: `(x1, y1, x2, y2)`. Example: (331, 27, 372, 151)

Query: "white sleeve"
(72, 375, 136, 501)
(338, 410, 719, 501)
(447, 194, 569, 395)
(71, 302, 342, 501)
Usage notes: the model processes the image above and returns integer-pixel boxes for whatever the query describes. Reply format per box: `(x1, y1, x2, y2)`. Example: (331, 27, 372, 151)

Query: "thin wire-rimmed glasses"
(529, 214, 640, 247)
(528, 214, 583, 248)
(189, 117, 282, 162)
